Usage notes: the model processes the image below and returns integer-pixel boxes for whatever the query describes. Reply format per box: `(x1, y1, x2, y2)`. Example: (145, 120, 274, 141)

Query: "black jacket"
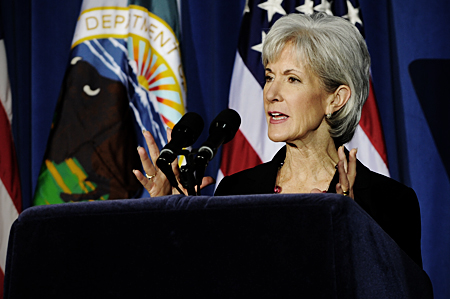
(215, 146, 423, 268)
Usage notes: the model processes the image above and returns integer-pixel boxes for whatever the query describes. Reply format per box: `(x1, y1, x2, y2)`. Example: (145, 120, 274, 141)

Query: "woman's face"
(264, 44, 333, 145)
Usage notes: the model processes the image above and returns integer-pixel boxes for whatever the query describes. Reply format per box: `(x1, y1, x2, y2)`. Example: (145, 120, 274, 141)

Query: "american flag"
(0, 27, 21, 298)
(218, 0, 389, 184)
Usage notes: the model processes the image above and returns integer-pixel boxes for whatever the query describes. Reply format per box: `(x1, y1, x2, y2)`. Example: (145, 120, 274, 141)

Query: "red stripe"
(0, 101, 22, 212)
(220, 129, 262, 177)
(0, 268, 4, 299)
(359, 79, 389, 166)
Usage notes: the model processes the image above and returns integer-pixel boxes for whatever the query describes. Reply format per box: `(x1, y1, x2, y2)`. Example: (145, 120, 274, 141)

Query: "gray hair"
(262, 12, 370, 146)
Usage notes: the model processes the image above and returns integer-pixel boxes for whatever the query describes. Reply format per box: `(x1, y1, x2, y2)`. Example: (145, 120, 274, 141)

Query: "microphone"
(156, 112, 204, 194)
(196, 109, 241, 162)
(194, 109, 241, 192)
(156, 112, 204, 165)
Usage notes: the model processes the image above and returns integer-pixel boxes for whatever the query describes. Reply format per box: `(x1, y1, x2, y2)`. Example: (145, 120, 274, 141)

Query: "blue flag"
(34, 0, 185, 204)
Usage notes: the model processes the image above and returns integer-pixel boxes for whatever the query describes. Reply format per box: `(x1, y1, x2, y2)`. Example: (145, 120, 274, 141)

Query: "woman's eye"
(265, 75, 273, 82)
(288, 77, 300, 83)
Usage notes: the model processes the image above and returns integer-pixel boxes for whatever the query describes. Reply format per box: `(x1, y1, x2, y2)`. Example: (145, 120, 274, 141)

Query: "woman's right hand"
(133, 128, 215, 197)
(133, 129, 176, 197)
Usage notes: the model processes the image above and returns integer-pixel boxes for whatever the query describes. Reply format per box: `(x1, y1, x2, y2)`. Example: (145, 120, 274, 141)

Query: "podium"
(3, 194, 432, 298)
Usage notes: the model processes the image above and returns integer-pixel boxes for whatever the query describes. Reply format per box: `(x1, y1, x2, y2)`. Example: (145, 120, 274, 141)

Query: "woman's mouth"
(269, 112, 289, 124)
(269, 112, 288, 120)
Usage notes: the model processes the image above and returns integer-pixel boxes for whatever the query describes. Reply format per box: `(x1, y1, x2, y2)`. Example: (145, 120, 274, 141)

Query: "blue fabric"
(1, 0, 449, 297)
(361, 2, 450, 296)
(180, 0, 244, 195)
(4, 194, 432, 298)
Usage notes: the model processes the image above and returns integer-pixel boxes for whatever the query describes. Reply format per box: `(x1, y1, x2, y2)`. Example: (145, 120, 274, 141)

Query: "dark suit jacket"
(215, 146, 423, 268)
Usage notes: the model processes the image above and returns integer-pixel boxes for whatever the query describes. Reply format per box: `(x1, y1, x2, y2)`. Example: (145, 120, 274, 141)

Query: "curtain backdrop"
(1, 0, 449, 297)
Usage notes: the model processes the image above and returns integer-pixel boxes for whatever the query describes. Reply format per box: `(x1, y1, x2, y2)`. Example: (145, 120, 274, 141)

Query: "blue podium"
(4, 194, 432, 298)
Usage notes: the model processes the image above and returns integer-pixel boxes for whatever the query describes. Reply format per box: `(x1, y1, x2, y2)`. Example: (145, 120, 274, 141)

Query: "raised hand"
(133, 128, 177, 197)
(133, 129, 214, 197)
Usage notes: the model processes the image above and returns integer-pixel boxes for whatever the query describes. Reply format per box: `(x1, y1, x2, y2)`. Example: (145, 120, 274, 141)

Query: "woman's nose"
(264, 80, 282, 103)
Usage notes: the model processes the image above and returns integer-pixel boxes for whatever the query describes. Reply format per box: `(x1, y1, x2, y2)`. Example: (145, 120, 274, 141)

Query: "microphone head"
(171, 112, 205, 148)
(209, 109, 241, 144)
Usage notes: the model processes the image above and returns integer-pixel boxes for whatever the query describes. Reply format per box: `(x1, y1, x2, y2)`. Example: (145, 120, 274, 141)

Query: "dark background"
(1, 0, 449, 297)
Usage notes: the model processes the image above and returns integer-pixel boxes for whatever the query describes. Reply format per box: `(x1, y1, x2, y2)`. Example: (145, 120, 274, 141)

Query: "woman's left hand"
(335, 146, 357, 199)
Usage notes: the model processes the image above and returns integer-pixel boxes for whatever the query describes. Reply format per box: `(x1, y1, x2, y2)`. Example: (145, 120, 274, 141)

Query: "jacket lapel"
(244, 146, 286, 194)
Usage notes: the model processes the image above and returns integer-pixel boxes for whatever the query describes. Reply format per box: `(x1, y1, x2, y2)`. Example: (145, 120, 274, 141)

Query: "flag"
(33, 0, 185, 205)
(0, 27, 22, 298)
(218, 0, 389, 184)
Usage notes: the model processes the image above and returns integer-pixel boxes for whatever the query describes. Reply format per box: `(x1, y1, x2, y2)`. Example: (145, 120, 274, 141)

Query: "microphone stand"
(194, 153, 209, 196)
(179, 149, 197, 196)
(159, 147, 211, 197)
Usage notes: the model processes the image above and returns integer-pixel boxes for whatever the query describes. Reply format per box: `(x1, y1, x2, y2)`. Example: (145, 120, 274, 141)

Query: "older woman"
(133, 13, 422, 268)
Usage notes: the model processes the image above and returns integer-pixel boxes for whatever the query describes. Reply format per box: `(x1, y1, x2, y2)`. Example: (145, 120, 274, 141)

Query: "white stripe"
(0, 40, 12, 123)
(346, 125, 390, 177)
(215, 169, 224, 191)
(228, 52, 283, 163)
(0, 179, 19, 273)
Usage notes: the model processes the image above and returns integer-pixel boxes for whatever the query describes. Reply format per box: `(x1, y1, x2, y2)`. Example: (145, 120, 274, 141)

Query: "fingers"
(171, 155, 181, 179)
(133, 169, 154, 193)
(200, 176, 216, 189)
(142, 130, 160, 168)
(335, 182, 343, 194)
(335, 146, 357, 199)
(348, 148, 357, 185)
(191, 176, 216, 194)
(166, 127, 172, 142)
(137, 145, 156, 178)
(337, 159, 350, 195)
(338, 145, 348, 173)
(136, 129, 171, 197)
(335, 182, 352, 199)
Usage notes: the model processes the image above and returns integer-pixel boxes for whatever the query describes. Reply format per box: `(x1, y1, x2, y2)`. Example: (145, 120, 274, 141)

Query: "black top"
(215, 146, 423, 268)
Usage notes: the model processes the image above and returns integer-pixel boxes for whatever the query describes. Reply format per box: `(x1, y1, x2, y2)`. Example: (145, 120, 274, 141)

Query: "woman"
(133, 13, 422, 268)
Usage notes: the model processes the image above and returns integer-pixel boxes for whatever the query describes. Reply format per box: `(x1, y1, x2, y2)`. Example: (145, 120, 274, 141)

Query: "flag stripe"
(347, 125, 389, 176)
(0, 269, 4, 298)
(0, 101, 21, 279)
(0, 179, 19, 272)
(358, 79, 389, 166)
(0, 40, 12, 124)
(221, 129, 263, 177)
(0, 103, 21, 212)
(228, 52, 283, 162)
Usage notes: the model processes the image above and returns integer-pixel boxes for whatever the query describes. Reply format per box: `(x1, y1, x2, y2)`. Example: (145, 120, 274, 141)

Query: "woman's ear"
(328, 85, 351, 114)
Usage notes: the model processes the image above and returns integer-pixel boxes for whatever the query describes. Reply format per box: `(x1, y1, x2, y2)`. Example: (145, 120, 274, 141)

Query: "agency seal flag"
(218, 0, 389, 185)
(33, 0, 185, 205)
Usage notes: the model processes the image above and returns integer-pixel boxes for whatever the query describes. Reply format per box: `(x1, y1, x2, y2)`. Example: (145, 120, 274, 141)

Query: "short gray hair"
(262, 12, 370, 146)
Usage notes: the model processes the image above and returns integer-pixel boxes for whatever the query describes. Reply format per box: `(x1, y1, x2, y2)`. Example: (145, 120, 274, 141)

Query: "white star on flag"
(314, 0, 334, 15)
(258, 0, 287, 22)
(342, 0, 362, 26)
(244, 0, 250, 14)
(251, 31, 267, 53)
(296, 0, 315, 15)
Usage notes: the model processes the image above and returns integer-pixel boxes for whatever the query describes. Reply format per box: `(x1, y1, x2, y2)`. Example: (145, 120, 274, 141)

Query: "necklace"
(274, 162, 284, 193)
(274, 161, 334, 194)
